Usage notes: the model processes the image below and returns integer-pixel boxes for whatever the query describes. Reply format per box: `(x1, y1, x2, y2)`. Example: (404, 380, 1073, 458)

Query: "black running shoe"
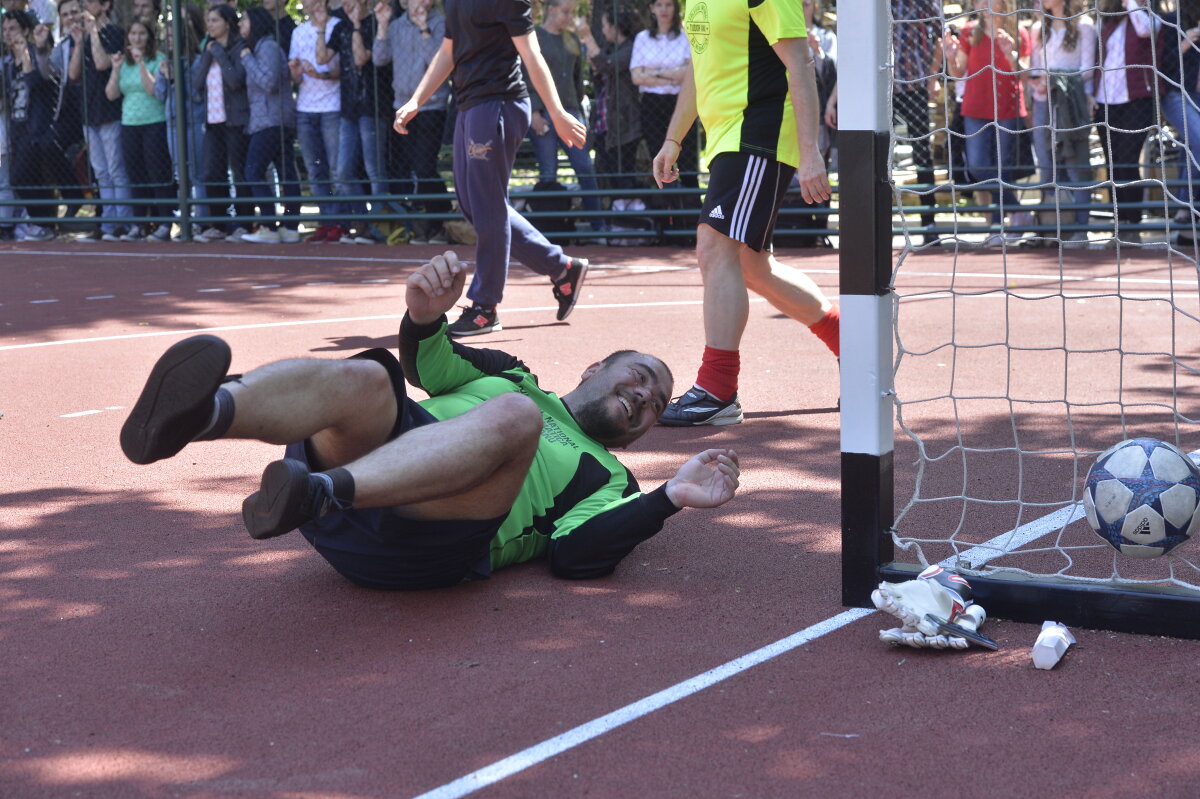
(120, 335, 231, 464)
(658, 386, 744, 427)
(242, 459, 348, 539)
(552, 257, 589, 321)
(448, 304, 501, 336)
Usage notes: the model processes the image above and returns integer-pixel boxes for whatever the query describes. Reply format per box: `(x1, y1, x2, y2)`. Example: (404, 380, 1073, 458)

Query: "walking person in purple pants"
(391, 0, 590, 337)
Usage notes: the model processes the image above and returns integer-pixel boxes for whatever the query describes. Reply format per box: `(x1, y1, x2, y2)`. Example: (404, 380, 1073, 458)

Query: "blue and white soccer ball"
(1083, 438, 1200, 558)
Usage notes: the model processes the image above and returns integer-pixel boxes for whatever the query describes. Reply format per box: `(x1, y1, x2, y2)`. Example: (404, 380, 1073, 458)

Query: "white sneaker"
(149, 224, 172, 242)
(1062, 231, 1091, 249)
(982, 233, 1006, 247)
(351, 233, 375, 245)
(17, 225, 55, 242)
(242, 227, 281, 244)
(121, 227, 145, 242)
(226, 226, 251, 242)
(195, 227, 227, 242)
(101, 231, 122, 242)
(279, 228, 301, 243)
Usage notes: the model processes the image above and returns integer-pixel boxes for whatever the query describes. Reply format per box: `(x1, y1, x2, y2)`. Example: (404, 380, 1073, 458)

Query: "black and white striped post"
(838, 3, 895, 607)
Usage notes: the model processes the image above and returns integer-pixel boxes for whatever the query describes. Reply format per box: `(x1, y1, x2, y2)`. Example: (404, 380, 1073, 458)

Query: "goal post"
(837, 2, 1200, 640)
(837, 2, 896, 608)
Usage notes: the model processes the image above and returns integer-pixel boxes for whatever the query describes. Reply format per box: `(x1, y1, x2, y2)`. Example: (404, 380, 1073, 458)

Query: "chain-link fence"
(0, 0, 836, 245)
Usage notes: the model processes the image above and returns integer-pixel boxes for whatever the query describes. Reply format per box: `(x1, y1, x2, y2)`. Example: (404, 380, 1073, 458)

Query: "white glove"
(876, 604, 987, 649)
(872, 566, 987, 650)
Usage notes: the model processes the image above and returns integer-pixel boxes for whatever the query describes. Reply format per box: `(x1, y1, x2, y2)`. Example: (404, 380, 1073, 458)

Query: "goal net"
(840, 1, 1200, 638)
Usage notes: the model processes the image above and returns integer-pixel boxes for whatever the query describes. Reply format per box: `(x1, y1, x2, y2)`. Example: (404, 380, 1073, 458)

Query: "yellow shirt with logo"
(685, 0, 808, 169)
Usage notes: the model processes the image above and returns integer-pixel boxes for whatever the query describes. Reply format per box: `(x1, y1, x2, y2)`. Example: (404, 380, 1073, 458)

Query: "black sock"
(194, 387, 235, 441)
(323, 467, 356, 505)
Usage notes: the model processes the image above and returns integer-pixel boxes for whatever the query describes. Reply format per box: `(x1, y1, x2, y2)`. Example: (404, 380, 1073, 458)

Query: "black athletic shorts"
(698, 151, 797, 252)
(287, 348, 505, 591)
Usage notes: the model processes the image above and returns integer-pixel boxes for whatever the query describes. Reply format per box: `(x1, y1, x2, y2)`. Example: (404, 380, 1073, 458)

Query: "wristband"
(665, 138, 681, 149)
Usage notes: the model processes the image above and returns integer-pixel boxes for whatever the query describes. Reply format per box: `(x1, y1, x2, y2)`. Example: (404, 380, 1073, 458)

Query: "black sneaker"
(552, 258, 589, 321)
(448, 304, 501, 336)
(658, 386, 744, 427)
(241, 459, 348, 539)
(120, 335, 231, 464)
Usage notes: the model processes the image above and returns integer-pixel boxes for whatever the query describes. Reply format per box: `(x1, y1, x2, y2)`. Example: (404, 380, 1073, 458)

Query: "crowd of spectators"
(898, 0, 1200, 247)
(0, 0, 725, 243)
(3, 0, 1200, 246)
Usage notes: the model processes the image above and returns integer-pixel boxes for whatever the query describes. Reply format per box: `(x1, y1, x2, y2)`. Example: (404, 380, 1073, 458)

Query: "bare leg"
(696, 223, 832, 349)
(697, 223, 751, 350)
(224, 358, 397, 468)
(740, 248, 831, 326)
(338, 392, 543, 521)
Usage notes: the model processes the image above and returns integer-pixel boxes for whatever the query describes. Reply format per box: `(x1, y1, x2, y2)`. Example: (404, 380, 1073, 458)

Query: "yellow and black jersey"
(685, 0, 808, 169)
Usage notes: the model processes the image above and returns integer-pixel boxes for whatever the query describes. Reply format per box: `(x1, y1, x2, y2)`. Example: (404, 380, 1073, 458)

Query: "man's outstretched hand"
(665, 449, 740, 509)
(406, 251, 467, 325)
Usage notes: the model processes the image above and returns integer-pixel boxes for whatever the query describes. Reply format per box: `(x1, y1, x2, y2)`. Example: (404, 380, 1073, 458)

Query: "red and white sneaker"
(447, 304, 501, 337)
(305, 225, 334, 243)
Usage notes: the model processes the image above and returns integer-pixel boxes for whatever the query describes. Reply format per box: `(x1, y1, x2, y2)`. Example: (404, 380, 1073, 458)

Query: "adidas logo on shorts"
(708, 205, 725, 220)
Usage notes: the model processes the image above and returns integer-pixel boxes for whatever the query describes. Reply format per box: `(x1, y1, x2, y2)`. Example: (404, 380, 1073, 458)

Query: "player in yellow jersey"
(653, 0, 840, 426)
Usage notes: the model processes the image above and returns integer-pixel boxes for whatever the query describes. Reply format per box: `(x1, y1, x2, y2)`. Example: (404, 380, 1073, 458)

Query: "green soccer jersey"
(685, 0, 808, 169)
(401, 316, 679, 575)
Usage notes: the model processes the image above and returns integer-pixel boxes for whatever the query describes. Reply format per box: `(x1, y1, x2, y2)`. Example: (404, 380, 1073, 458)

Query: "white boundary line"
(0, 248, 693, 272)
(0, 298, 762, 352)
(410, 512, 1070, 799)
(411, 610, 876, 799)
(4, 248, 1191, 285)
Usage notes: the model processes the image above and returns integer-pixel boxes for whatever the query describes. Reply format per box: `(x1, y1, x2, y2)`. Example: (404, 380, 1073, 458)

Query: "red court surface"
(2, 242, 1199, 798)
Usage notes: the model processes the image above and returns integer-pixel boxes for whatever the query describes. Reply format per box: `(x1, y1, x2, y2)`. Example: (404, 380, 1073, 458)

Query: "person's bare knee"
(477, 393, 543, 461)
(308, 360, 398, 469)
(696, 224, 741, 278)
(382, 393, 542, 520)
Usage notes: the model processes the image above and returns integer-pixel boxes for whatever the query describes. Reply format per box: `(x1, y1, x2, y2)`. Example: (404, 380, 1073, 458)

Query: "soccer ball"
(1082, 438, 1200, 558)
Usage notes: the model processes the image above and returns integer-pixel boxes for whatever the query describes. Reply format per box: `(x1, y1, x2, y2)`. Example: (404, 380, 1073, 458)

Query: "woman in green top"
(105, 19, 174, 242)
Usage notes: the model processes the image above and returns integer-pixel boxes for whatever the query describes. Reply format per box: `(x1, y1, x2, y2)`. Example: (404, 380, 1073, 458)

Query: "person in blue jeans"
(945, 1, 1032, 244)
(240, 6, 302, 243)
(290, 0, 346, 243)
(394, 0, 591, 337)
(1160, 2, 1200, 244)
(525, 0, 603, 232)
(74, 0, 134, 240)
(318, 0, 389, 244)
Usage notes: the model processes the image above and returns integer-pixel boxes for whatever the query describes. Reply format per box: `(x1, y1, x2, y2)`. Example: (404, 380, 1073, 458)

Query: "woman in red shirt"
(948, 0, 1032, 241)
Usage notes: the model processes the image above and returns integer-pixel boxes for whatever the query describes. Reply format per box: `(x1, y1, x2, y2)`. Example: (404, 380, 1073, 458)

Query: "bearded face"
(566, 354, 672, 448)
(571, 393, 630, 444)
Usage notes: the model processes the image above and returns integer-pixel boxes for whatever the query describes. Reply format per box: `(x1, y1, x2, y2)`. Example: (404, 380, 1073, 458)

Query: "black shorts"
(287, 348, 505, 591)
(699, 151, 797, 252)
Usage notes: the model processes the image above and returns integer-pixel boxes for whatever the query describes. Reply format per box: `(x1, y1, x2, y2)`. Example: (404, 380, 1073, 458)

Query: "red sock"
(695, 346, 740, 401)
(809, 303, 840, 357)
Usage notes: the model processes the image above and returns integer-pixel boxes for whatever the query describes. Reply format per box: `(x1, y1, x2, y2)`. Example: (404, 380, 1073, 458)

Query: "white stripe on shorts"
(730, 155, 767, 242)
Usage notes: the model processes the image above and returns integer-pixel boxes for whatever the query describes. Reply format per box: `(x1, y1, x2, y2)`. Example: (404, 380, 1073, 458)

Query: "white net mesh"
(887, 1, 1200, 591)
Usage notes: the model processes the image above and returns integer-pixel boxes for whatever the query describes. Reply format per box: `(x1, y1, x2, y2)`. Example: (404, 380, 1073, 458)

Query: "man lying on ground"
(120, 252, 740, 589)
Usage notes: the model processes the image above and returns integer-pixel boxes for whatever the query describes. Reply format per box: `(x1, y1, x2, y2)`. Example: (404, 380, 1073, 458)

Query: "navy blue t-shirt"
(82, 23, 124, 126)
(444, 0, 534, 110)
(1159, 12, 1200, 92)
